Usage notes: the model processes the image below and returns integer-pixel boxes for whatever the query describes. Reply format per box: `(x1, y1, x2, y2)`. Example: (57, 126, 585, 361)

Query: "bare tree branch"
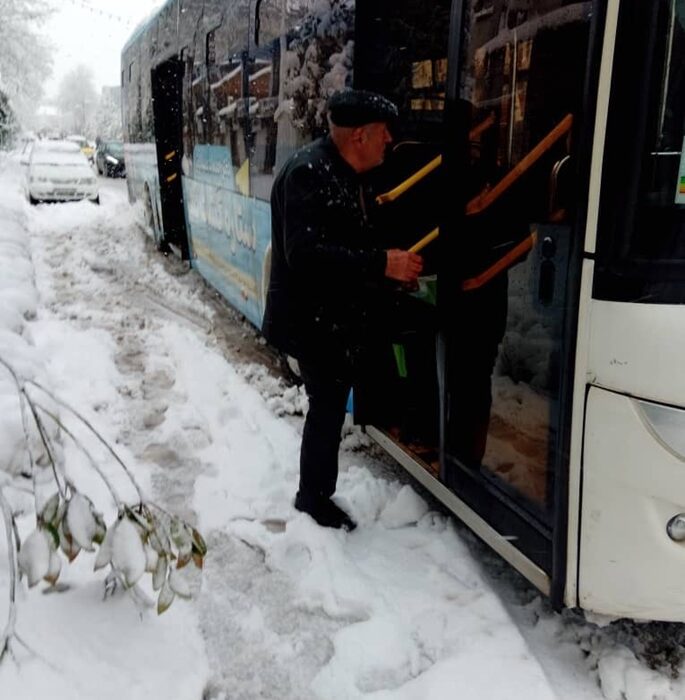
(0, 487, 18, 662)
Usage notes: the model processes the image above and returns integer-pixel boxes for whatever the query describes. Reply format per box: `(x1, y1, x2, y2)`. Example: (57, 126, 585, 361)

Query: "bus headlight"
(667, 514, 685, 542)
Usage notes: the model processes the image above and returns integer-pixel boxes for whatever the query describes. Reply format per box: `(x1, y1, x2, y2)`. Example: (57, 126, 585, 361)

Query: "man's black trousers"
(297, 359, 353, 507)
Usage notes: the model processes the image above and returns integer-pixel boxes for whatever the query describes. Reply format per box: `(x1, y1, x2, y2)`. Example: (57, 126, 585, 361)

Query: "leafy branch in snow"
(0, 357, 208, 664)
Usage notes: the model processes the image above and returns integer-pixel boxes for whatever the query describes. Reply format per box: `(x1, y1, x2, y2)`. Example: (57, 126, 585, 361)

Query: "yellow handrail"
(375, 155, 442, 205)
(408, 227, 439, 254)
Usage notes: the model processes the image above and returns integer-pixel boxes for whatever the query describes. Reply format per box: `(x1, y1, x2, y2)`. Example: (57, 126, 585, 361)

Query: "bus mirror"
(254, 0, 264, 46)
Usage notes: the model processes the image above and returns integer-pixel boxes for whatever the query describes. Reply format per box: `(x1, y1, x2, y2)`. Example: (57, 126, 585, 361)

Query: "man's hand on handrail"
(384, 249, 424, 283)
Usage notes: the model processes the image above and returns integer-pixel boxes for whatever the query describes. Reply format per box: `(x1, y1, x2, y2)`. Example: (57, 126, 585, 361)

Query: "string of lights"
(59, 0, 138, 26)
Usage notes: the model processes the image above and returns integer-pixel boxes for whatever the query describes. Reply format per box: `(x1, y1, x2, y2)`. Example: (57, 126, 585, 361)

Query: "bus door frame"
(151, 57, 189, 259)
(440, 0, 607, 608)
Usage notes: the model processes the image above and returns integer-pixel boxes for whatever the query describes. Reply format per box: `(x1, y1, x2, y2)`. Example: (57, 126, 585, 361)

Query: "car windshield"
(106, 143, 124, 158)
(66, 136, 87, 148)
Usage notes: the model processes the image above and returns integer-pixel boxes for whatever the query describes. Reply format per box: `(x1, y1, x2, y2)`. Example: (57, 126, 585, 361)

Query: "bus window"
(201, 17, 250, 191)
(269, 0, 352, 173)
(596, 0, 685, 304)
(444, 1, 592, 526)
(191, 37, 208, 145)
(355, 0, 451, 144)
(247, 34, 280, 200)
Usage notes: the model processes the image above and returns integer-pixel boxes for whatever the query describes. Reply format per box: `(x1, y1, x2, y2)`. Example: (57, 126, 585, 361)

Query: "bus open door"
(354, 0, 599, 606)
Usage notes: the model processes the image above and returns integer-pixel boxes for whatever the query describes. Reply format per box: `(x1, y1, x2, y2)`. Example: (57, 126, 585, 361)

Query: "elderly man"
(262, 89, 423, 531)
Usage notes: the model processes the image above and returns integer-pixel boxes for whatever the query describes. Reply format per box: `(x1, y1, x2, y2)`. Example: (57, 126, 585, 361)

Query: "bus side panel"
(580, 386, 685, 622)
(182, 144, 268, 327)
(125, 143, 164, 243)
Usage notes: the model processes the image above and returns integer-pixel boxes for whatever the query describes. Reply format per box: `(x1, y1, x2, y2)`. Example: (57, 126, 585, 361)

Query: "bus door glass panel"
(445, 1, 592, 517)
(350, 0, 451, 465)
(595, 0, 685, 304)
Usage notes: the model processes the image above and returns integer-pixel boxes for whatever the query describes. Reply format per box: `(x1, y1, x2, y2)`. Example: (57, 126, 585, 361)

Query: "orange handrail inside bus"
(374, 113, 500, 205)
(376, 113, 573, 214)
(461, 231, 537, 291)
(466, 114, 573, 215)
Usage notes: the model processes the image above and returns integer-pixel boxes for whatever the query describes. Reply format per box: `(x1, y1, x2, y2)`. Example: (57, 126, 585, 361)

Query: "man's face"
(358, 122, 393, 171)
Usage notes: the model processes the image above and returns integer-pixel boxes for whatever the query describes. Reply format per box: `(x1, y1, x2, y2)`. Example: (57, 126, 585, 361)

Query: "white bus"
(122, 0, 685, 620)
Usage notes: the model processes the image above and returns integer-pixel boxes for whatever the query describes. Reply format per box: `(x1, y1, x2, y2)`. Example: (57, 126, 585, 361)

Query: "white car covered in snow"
(24, 140, 99, 205)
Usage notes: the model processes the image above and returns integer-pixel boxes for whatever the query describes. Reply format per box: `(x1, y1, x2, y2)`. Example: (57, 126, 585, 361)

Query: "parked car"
(23, 140, 99, 205)
(95, 141, 126, 177)
(66, 134, 95, 163)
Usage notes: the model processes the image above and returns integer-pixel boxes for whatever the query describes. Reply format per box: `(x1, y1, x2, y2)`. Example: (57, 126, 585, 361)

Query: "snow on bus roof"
(476, 2, 592, 57)
(122, 0, 172, 55)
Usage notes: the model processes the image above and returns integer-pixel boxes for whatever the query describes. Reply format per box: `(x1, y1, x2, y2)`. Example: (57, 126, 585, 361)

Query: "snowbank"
(0, 152, 44, 476)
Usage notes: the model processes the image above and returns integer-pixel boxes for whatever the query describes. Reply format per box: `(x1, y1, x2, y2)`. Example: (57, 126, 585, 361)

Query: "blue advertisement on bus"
(182, 144, 271, 327)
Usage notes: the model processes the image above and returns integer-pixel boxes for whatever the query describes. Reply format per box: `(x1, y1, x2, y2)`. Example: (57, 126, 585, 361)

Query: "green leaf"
(59, 521, 81, 562)
(125, 505, 151, 535)
(152, 555, 167, 591)
(93, 515, 107, 546)
(191, 528, 208, 557)
(40, 493, 60, 526)
(176, 545, 192, 569)
(44, 551, 62, 585)
(44, 523, 60, 550)
(169, 568, 192, 599)
(157, 579, 175, 615)
(148, 528, 166, 556)
(94, 522, 115, 571)
(169, 517, 189, 549)
(18, 529, 51, 587)
(191, 551, 204, 570)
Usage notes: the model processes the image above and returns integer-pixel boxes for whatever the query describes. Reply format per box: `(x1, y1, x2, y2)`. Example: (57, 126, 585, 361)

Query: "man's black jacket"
(261, 137, 387, 364)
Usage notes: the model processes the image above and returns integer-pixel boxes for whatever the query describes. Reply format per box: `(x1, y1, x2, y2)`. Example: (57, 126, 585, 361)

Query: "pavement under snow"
(0, 152, 684, 699)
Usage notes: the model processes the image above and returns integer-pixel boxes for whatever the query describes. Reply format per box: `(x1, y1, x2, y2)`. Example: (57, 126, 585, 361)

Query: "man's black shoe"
(294, 494, 357, 531)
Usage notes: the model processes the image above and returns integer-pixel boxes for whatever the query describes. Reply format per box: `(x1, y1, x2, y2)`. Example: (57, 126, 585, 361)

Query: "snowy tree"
(57, 65, 98, 137)
(0, 0, 53, 127)
(93, 86, 123, 141)
(281, 0, 354, 136)
(0, 91, 18, 149)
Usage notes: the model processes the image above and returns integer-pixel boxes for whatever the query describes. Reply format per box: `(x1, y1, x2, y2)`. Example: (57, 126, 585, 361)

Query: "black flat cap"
(327, 89, 398, 127)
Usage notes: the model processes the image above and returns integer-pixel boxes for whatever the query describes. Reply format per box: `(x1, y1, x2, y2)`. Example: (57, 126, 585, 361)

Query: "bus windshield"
(596, 0, 685, 303)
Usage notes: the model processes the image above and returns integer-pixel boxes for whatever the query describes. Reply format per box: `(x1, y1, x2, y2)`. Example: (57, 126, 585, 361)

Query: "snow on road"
(0, 153, 684, 699)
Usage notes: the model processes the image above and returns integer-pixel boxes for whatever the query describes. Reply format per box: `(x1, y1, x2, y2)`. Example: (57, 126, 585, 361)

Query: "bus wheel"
(143, 185, 155, 231)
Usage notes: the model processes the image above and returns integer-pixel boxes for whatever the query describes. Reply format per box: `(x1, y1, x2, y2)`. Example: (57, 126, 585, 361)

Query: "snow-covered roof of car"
(34, 140, 81, 153)
(31, 141, 90, 165)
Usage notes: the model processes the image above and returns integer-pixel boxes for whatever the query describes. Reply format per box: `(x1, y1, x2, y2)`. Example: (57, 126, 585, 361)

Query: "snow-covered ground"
(0, 151, 684, 699)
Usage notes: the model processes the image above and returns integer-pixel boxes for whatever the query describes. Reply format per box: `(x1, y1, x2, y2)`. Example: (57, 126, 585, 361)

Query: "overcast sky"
(43, 0, 163, 99)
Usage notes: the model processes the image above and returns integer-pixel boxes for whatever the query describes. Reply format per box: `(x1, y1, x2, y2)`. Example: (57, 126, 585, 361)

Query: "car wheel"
(92, 196, 100, 205)
(29, 195, 38, 206)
